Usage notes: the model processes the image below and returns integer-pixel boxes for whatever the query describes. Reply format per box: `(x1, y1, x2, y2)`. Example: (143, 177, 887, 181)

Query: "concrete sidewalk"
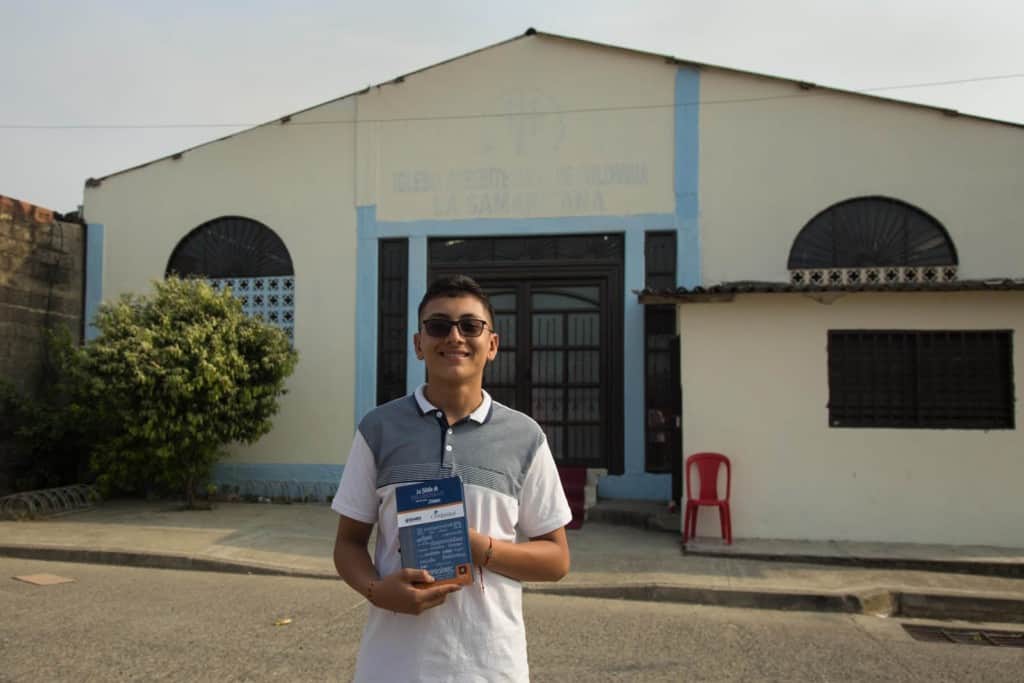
(1, 499, 1022, 623)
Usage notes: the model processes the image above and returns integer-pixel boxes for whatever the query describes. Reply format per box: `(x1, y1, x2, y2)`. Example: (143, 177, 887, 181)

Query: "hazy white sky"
(2, 0, 1021, 212)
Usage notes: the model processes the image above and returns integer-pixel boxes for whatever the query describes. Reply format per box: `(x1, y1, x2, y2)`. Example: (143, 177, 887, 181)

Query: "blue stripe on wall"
(211, 463, 343, 499)
(374, 213, 676, 238)
(355, 206, 379, 426)
(84, 223, 104, 341)
(675, 66, 701, 288)
(623, 228, 645, 474)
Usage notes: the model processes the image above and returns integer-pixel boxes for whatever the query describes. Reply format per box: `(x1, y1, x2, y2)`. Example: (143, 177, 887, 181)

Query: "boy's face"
(414, 294, 499, 387)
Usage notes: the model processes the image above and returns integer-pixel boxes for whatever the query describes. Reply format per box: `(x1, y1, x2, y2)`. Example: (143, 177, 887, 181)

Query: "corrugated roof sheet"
(639, 279, 1024, 303)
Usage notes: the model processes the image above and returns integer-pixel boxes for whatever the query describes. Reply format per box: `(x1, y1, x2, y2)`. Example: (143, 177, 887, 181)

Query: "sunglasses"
(421, 318, 490, 338)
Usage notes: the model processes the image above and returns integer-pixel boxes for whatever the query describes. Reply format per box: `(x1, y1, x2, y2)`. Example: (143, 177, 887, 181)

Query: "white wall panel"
(679, 291, 1024, 547)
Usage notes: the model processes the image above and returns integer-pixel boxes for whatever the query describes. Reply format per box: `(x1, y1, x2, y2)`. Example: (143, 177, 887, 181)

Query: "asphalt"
(1, 499, 1023, 624)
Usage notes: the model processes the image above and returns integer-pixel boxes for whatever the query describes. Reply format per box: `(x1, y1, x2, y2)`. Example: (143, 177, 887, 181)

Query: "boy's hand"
(371, 568, 461, 615)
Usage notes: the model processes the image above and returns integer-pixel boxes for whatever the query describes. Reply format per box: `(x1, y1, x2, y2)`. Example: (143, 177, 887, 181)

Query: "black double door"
(429, 234, 624, 472)
(478, 278, 613, 468)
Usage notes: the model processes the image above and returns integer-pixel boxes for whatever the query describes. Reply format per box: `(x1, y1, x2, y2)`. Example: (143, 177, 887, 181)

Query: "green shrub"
(80, 276, 298, 507)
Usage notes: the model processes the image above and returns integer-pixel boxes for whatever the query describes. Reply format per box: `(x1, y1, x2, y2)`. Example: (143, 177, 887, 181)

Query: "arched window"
(788, 197, 958, 287)
(166, 216, 295, 340)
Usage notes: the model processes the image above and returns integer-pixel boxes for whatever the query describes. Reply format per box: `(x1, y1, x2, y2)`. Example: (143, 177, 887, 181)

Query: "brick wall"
(0, 195, 85, 492)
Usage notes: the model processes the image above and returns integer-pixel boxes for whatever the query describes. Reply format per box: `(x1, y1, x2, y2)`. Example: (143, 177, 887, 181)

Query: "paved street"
(1, 558, 1020, 682)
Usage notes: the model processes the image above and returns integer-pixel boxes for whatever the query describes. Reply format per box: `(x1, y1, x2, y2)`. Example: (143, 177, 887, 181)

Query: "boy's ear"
(413, 332, 424, 359)
(487, 332, 499, 360)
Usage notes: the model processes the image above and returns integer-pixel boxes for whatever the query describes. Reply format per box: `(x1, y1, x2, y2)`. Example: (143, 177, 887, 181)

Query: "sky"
(2, 0, 1022, 213)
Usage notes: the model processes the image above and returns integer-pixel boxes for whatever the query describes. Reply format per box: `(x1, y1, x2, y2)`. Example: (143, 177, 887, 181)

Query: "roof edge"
(87, 28, 1024, 187)
(87, 32, 534, 186)
(531, 29, 1024, 132)
(639, 279, 1024, 304)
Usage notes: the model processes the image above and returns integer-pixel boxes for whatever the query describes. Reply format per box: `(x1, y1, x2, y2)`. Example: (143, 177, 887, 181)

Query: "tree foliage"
(0, 327, 92, 492)
(81, 277, 298, 507)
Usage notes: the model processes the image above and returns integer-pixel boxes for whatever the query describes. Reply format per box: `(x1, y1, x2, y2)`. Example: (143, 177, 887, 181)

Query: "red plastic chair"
(682, 452, 732, 544)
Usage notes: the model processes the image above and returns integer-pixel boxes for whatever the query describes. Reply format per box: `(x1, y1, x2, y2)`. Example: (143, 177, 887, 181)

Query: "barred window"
(377, 239, 408, 405)
(167, 216, 295, 341)
(644, 231, 679, 473)
(828, 330, 1014, 429)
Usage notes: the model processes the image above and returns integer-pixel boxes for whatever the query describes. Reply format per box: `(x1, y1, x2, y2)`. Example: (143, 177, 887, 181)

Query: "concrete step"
(586, 498, 681, 533)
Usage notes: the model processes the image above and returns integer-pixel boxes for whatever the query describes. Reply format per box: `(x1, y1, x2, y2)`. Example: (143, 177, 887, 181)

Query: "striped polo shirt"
(332, 385, 572, 683)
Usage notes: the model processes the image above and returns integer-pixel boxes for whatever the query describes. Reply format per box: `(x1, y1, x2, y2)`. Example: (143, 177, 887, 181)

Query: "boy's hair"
(417, 275, 495, 326)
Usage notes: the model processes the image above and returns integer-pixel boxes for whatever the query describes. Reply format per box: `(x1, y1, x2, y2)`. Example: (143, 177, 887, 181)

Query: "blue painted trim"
(599, 473, 671, 501)
(355, 206, 379, 426)
(675, 67, 701, 288)
(406, 237, 428, 392)
(373, 213, 676, 238)
(623, 229, 645, 475)
(211, 463, 343, 498)
(84, 223, 104, 341)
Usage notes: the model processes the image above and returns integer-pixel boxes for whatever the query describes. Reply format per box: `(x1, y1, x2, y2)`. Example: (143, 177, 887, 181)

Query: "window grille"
(788, 197, 957, 287)
(828, 330, 1014, 429)
(209, 276, 295, 342)
(166, 216, 293, 277)
(645, 231, 679, 473)
(644, 231, 677, 291)
(167, 216, 296, 342)
(377, 239, 408, 404)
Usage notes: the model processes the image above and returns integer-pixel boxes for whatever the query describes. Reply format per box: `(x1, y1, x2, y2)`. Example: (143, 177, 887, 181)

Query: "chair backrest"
(685, 452, 731, 502)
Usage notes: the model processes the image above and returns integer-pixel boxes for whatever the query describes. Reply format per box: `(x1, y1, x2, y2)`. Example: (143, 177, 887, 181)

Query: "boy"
(332, 274, 572, 682)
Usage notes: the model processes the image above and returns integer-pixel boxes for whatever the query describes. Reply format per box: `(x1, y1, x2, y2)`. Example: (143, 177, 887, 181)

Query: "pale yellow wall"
(83, 98, 358, 465)
(679, 291, 1024, 547)
(360, 34, 677, 220)
(699, 68, 1024, 283)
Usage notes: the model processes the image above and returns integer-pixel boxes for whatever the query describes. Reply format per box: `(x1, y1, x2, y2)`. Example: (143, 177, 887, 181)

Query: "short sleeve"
(517, 437, 573, 538)
(331, 430, 379, 524)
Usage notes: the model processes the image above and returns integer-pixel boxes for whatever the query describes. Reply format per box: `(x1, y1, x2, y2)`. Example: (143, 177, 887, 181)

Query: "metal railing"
(0, 484, 101, 520)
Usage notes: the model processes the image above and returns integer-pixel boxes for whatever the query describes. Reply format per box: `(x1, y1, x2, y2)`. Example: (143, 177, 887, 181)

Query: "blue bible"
(395, 477, 474, 586)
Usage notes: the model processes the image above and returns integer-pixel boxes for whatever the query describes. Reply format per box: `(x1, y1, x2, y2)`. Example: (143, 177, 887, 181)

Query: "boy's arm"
(333, 515, 461, 614)
(468, 527, 570, 582)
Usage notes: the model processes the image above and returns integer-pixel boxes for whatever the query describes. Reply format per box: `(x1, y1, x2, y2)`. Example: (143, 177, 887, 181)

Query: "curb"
(897, 593, 1024, 625)
(0, 545, 334, 581)
(4, 544, 1023, 624)
(683, 548, 1024, 579)
(526, 583, 1024, 624)
(523, 583, 864, 614)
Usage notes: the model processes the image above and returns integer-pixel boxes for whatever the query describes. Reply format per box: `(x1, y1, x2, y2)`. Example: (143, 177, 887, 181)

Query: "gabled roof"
(87, 28, 1023, 186)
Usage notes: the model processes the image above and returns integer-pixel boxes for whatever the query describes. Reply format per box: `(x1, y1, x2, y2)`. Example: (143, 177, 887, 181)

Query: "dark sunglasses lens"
(423, 320, 454, 337)
(457, 319, 485, 336)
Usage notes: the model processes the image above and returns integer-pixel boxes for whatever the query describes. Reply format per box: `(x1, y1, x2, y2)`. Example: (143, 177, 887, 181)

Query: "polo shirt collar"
(414, 384, 492, 424)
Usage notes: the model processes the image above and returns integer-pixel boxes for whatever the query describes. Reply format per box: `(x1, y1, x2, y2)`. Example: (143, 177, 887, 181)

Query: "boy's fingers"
(399, 568, 434, 584)
(419, 583, 460, 603)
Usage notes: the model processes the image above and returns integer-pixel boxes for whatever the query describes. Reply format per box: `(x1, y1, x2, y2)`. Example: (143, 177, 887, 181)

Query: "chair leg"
(690, 505, 699, 540)
(723, 504, 732, 545)
(719, 505, 727, 542)
(682, 505, 691, 543)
